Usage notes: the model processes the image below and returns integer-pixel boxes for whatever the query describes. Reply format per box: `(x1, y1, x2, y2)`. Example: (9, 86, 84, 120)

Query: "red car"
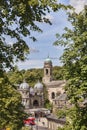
(24, 117, 35, 125)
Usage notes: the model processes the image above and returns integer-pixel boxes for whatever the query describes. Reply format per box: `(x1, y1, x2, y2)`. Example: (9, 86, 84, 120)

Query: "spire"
(47, 53, 50, 58)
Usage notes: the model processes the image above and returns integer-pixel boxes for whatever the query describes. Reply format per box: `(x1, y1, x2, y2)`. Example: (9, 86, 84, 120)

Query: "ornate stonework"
(18, 80, 44, 112)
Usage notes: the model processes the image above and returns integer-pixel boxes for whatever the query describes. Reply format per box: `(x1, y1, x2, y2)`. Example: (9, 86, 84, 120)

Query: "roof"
(19, 80, 29, 89)
(44, 56, 52, 63)
(30, 87, 35, 95)
(46, 114, 66, 124)
(44, 80, 66, 87)
(29, 108, 50, 114)
(34, 81, 43, 92)
(54, 93, 67, 101)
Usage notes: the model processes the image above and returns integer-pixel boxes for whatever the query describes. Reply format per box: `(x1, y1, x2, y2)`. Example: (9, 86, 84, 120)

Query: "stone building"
(18, 57, 67, 117)
(53, 93, 67, 109)
(43, 57, 66, 103)
(52, 93, 72, 113)
(18, 80, 44, 113)
(47, 114, 65, 130)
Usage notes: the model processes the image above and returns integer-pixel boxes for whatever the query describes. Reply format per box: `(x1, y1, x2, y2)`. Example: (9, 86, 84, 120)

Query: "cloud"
(30, 48, 39, 53)
(17, 59, 44, 70)
(17, 57, 62, 70)
(70, 0, 87, 13)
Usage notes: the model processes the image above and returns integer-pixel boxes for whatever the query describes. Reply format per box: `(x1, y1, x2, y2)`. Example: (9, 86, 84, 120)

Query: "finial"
(47, 53, 50, 58)
(38, 79, 40, 83)
(23, 79, 26, 83)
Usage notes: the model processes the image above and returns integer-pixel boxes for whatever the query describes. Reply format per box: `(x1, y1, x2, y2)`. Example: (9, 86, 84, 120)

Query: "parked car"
(24, 117, 35, 125)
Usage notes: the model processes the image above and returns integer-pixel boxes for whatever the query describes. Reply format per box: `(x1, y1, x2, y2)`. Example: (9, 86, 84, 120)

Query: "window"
(33, 100, 39, 107)
(51, 92, 55, 99)
(46, 69, 48, 75)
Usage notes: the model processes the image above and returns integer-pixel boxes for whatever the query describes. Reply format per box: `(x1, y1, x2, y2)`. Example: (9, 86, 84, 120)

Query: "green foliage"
(53, 66, 64, 80)
(24, 68, 43, 87)
(0, 76, 27, 130)
(56, 109, 67, 118)
(7, 68, 43, 87)
(0, 0, 72, 71)
(44, 99, 53, 110)
(7, 66, 24, 87)
(0, 0, 71, 129)
(7, 66, 63, 87)
(55, 6, 87, 130)
(0, 0, 59, 71)
(22, 126, 31, 130)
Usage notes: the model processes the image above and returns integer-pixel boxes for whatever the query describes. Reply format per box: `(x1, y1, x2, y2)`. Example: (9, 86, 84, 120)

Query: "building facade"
(18, 57, 67, 115)
(43, 57, 66, 103)
(47, 115, 65, 130)
(18, 80, 44, 113)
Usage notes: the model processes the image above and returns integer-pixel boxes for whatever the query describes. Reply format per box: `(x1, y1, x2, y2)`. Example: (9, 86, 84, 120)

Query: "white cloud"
(70, 0, 87, 13)
(30, 48, 39, 53)
(17, 59, 44, 70)
(16, 57, 62, 70)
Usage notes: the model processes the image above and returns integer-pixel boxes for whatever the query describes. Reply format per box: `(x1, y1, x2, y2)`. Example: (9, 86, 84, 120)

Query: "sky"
(15, 0, 87, 70)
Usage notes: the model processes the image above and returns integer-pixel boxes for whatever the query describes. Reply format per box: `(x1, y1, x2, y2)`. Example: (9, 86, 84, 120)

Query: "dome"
(44, 56, 52, 64)
(30, 87, 35, 95)
(34, 81, 43, 92)
(19, 80, 29, 89)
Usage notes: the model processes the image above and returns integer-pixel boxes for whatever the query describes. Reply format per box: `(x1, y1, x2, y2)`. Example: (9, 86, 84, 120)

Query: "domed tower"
(34, 81, 43, 93)
(18, 80, 30, 109)
(29, 81, 44, 108)
(43, 56, 53, 83)
(34, 81, 44, 108)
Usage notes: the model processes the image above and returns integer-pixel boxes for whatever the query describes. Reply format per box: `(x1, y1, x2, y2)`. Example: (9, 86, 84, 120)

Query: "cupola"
(44, 56, 52, 64)
(30, 87, 35, 95)
(19, 80, 29, 90)
(34, 81, 43, 92)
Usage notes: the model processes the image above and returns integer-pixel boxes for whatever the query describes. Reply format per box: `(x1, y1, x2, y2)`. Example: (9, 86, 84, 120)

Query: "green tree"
(0, 0, 60, 71)
(7, 66, 24, 87)
(53, 66, 64, 80)
(24, 68, 43, 87)
(0, 1, 59, 129)
(0, 0, 71, 71)
(0, 76, 27, 130)
(0, 1, 71, 129)
(55, 6, 87, 130)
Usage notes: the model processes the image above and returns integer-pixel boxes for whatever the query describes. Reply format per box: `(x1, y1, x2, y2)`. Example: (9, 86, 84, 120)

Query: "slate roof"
(45, 80, 66, 88)
(46, 114, 66, 124)
(54, 93, 67, 101)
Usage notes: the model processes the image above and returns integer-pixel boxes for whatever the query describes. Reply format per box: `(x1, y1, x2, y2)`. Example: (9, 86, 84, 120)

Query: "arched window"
(33, 100, 39, 107)
(46, 69, 48, 75)
(51, 92, 55, 99)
